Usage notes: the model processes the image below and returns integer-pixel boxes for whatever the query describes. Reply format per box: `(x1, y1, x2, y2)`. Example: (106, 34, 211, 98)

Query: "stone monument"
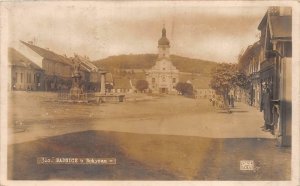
(70, 55, 83, 99)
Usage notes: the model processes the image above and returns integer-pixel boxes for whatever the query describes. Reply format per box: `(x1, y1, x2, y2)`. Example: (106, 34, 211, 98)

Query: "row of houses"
(9, 27, 216, 97)
(9, 42, 149, 94)
(9, 41, 113, 93)
(9, 43, 215, 97)
(238, 6, 292, 146)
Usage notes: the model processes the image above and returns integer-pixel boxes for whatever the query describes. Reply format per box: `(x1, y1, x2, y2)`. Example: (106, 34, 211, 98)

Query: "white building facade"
(146, 27, 179, 94)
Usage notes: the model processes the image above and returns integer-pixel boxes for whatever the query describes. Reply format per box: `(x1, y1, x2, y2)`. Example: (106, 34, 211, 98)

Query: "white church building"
(146, 27, 179, 94)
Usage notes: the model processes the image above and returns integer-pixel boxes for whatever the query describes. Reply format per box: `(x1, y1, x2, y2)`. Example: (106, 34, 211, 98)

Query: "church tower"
(146, 25, 179, 94)
(158, 26, 170, 59)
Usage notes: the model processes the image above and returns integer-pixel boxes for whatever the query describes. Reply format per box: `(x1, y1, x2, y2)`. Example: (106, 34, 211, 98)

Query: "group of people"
(209, 94, 235, 109)
(206, 82, 278, 135)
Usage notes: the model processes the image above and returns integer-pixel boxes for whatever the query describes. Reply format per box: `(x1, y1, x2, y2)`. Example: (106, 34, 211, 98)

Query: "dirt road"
(7, 92, 290, 180)
(9, 92, 273, 144)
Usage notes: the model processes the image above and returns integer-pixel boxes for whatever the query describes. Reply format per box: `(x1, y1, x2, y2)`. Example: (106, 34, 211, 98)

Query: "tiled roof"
(8, 48, 42, 70)
(20, 41, 73, 66)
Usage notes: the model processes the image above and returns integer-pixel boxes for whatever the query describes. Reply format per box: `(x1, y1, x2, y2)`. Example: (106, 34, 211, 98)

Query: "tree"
(135, 80, 149, 93)
(210, 63, 250, 111)
(231, 72, 251, 90)
(210, 63, 236, 111)
(175, 82, 194, 96)
(210, 63, 235, 94)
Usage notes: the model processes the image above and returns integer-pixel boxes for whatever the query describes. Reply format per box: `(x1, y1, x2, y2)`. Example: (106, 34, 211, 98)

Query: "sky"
(6, 1, 268, 64)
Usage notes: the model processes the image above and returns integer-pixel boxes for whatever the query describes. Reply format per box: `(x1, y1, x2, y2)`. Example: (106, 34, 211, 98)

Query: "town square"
(1, 1, 294, 182)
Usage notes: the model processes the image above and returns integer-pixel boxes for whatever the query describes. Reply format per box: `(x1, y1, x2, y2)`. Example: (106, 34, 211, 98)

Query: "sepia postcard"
(0, 1, 299, 186)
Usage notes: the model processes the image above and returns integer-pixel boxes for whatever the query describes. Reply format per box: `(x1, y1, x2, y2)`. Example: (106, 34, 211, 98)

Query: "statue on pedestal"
(70, 55, 83, 98)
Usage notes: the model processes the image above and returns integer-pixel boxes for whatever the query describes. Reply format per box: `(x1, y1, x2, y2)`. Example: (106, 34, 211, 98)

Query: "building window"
(163, 68, 165, 70)
(152, 78, 155, 83)
(173, 78, 176, 83)
(20, 73, 23, 83)
(162, 76, 166, 82)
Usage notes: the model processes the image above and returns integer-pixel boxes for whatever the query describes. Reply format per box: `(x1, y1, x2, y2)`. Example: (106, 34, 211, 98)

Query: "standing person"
(227, 94, 231, 107)
(260, 87, 273, 131)
(230, 95, 235, 108)
(212, 95, 216, 107)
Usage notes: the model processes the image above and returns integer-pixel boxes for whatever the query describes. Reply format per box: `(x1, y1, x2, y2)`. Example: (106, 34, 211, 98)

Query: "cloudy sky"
(6, 1, 267, 63)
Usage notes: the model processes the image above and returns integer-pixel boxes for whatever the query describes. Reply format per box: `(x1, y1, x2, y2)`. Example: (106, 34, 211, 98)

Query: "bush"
(135, 80, 149, 92)
(175, 82, 194, 96)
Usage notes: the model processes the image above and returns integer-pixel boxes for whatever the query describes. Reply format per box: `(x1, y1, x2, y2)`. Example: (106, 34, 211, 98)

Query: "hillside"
(93, 54, 218, 75)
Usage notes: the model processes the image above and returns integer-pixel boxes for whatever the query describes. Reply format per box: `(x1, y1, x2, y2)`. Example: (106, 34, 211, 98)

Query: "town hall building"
(146, 26, 179, 94)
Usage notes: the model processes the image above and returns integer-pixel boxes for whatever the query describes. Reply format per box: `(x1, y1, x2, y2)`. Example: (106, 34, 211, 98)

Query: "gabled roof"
(8, 48, 42, 70)
(258, 12, 268, 30)
(20, 41, 73, 66)
(269, 16, 292, 39)
(21, 40, 108, 73)
(76, 55, 98, 72)
(257, 8, 291, 40)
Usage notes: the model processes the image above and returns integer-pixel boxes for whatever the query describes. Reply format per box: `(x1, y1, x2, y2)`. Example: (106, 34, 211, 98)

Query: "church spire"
(162, 24, 166, 37)
(158, 25, 170, 46)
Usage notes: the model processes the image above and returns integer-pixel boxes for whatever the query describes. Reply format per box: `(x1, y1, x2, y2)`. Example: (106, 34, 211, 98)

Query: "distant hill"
(93, 54, 218, 75)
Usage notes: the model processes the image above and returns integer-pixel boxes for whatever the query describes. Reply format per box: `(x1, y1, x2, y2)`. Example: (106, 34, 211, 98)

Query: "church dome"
(158, 27, 170, 46)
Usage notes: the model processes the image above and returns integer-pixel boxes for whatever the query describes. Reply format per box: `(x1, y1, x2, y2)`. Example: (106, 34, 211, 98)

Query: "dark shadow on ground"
(8, 130, 291, 180)
(230, 110, 249, 113)
(196, 137, 291, 180)
(216, 110, 248, 114)
(8, 131, 176, 180)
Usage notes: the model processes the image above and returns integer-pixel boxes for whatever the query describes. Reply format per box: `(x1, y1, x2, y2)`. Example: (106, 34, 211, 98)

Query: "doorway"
(160, 88, 168, 94)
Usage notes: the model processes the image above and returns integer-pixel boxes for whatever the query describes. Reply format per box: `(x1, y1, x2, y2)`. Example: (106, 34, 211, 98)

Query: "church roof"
(158, 27, 170, 46)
